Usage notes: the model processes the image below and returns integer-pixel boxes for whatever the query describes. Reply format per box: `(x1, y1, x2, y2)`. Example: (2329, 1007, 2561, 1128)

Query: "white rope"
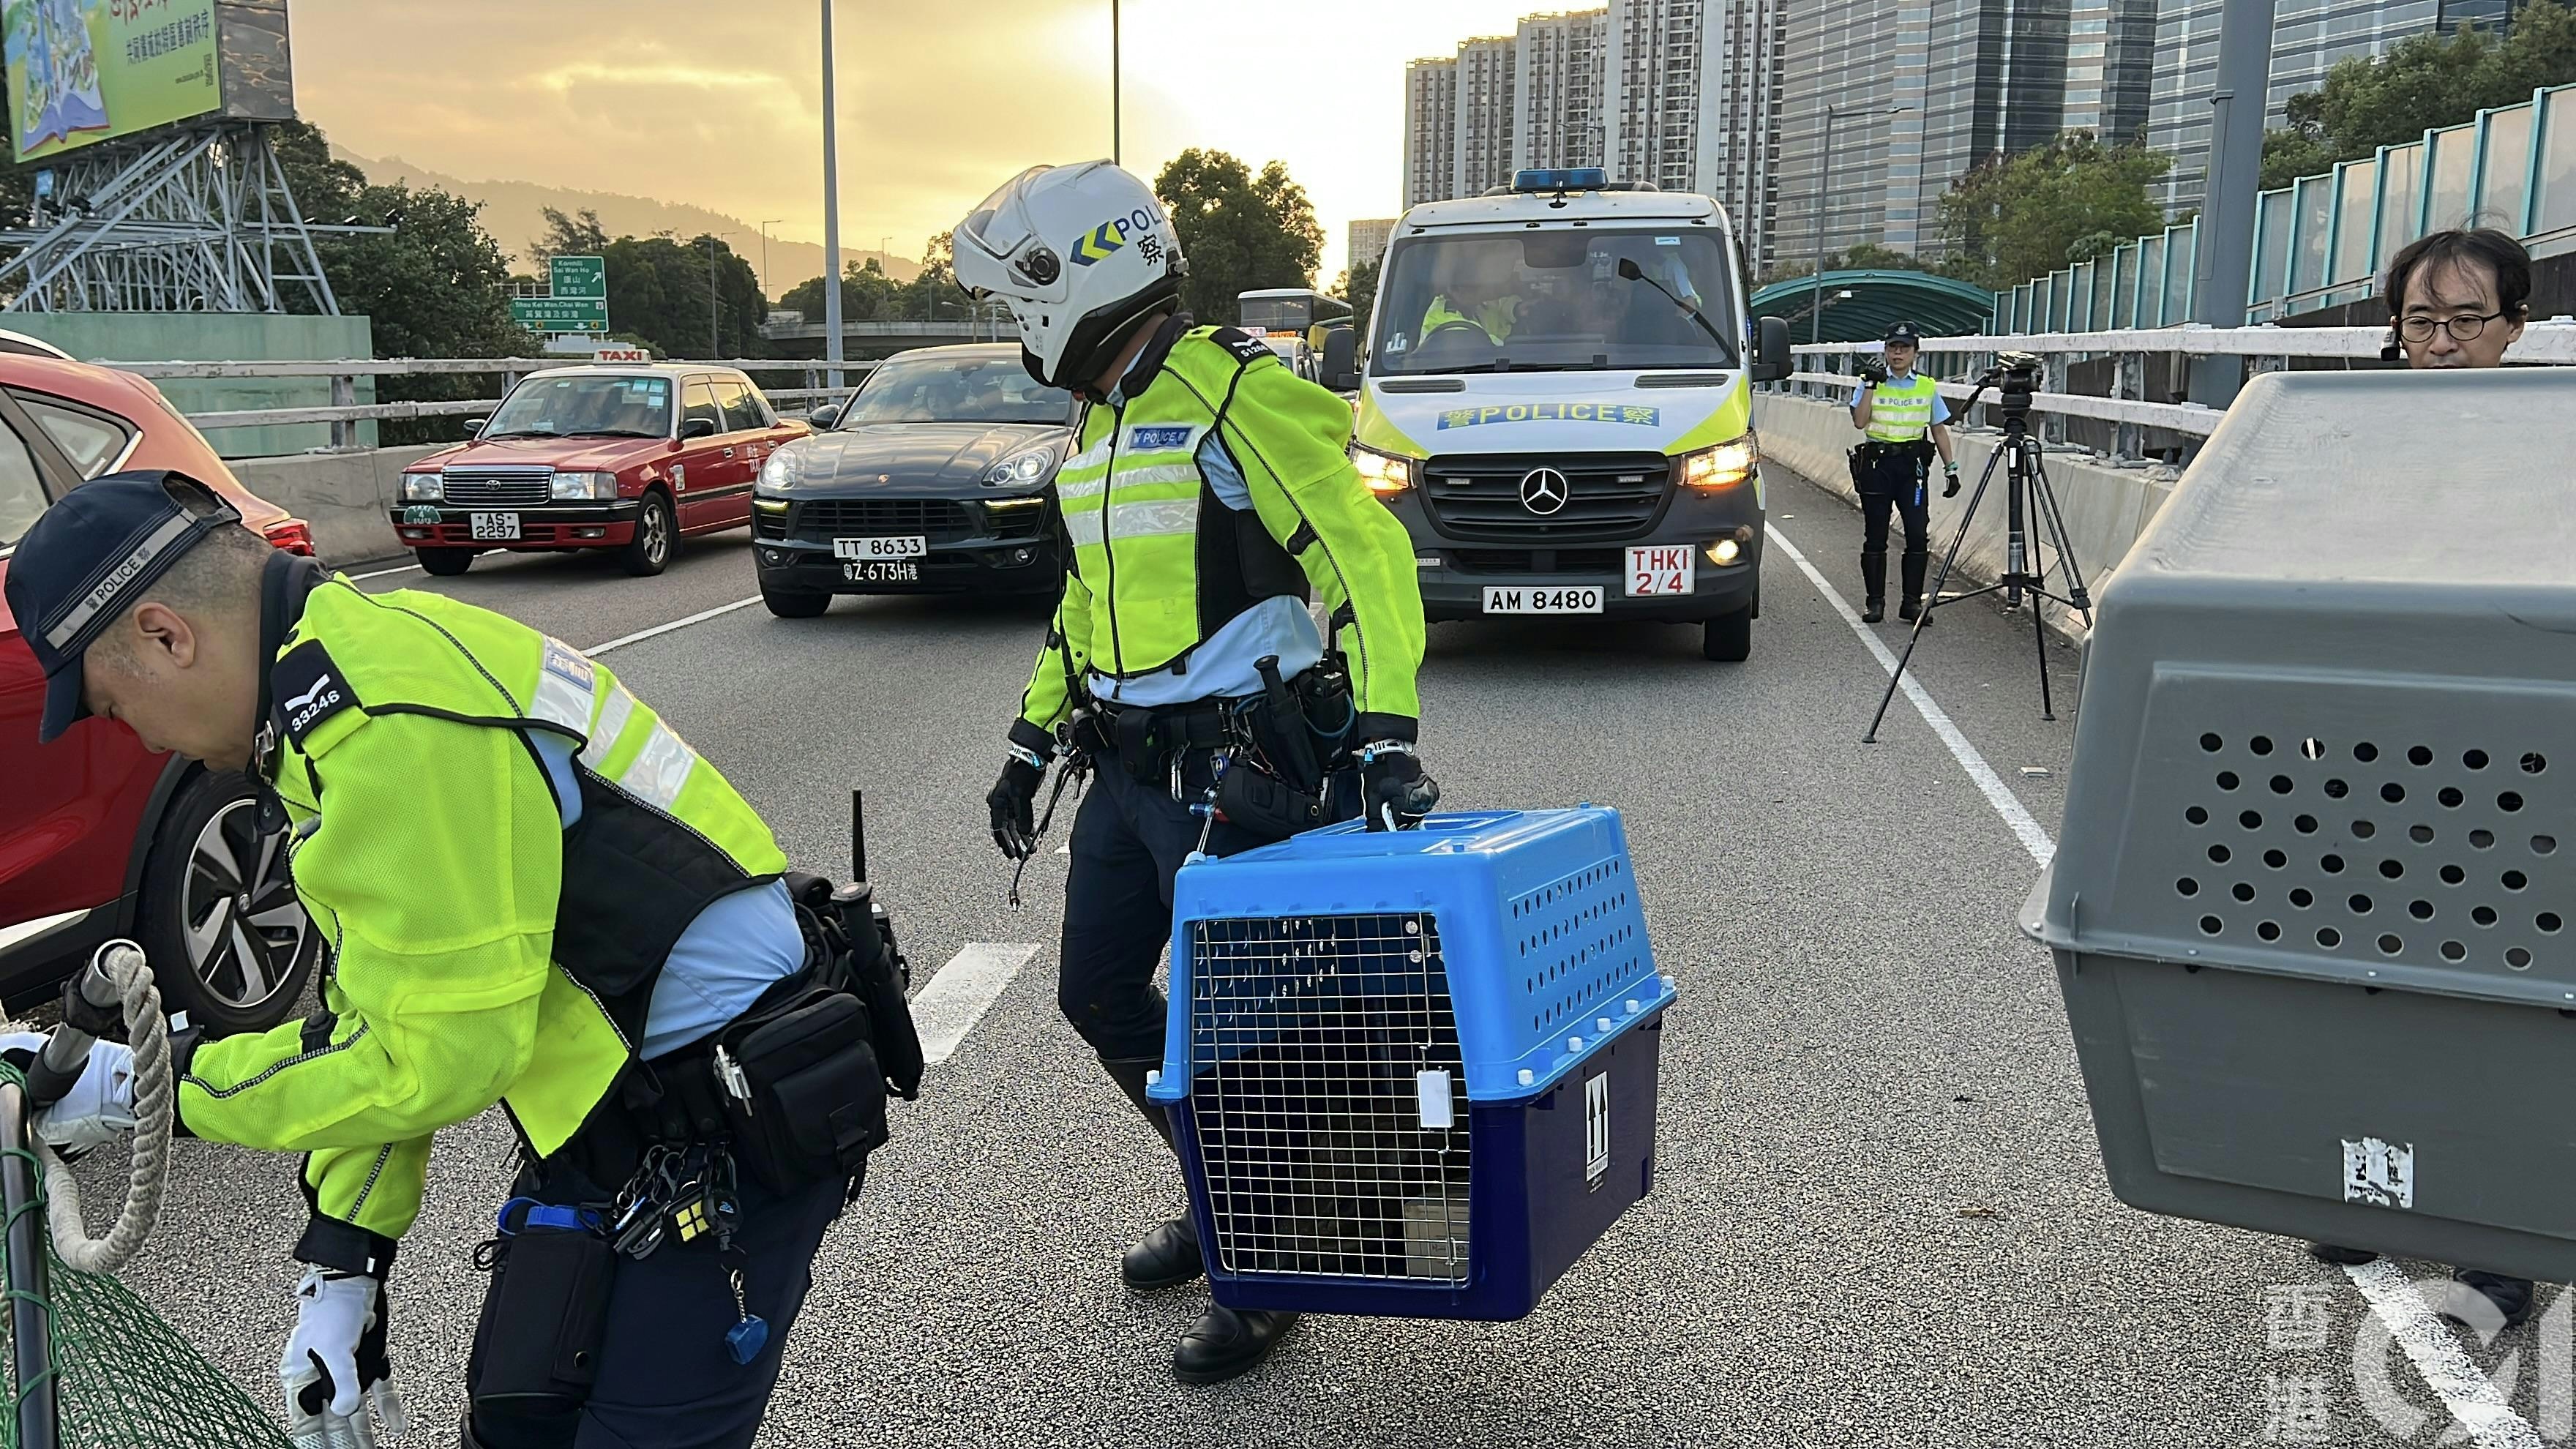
(39, 943, 173, 1275)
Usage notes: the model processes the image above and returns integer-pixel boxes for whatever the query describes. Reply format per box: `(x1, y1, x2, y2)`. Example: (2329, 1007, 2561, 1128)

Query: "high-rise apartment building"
(2147, 0, 2510, 214)
(1775, 0, 1932, 263)
(1347, 218, 1397, 272)
(1456, 36, 1523, 197)
(1515, 10, 1610, 172)
(1404, 57, 1459, 208)
(1604, 0, 1707, 195)
(1696, 0, 1789, 271)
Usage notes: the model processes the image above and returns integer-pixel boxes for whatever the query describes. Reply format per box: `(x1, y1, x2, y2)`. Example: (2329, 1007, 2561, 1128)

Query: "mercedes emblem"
(1519, 468, 1570, 516)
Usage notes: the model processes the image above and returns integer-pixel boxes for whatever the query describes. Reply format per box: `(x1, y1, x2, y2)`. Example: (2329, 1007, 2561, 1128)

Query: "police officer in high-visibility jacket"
(959, 161, 1437, 1385)
(1847, 321, 1960, 624)
(5, 473, 899, 1449)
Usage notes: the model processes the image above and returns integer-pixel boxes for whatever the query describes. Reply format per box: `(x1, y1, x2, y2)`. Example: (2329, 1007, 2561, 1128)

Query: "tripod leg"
(2029, 455, 2097, 622)
(2032, 563, 2056, 721)
(1865, 450, 2002, 744)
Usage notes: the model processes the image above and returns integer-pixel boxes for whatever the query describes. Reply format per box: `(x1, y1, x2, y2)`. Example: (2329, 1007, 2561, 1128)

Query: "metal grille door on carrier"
(1186, 911, 1472, 1283)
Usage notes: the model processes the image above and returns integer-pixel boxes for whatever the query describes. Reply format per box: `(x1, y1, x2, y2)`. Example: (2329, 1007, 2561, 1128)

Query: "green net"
(0, 1063, 287, 1449)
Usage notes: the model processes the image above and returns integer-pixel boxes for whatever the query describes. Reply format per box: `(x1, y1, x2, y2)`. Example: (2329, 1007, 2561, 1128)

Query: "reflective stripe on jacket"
(1862, 372, 1941, 443)
(1019, 324, 1425, 730)
(177, 578, 788, 1268)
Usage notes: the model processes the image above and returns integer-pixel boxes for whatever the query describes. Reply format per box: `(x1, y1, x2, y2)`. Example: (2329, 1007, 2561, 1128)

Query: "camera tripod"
(1863, 388, 2095, 744)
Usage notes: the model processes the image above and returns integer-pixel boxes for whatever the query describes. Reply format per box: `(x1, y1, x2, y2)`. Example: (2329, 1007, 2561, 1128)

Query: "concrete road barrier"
(1753, 393, 2176, 640)
(228, 446, 445, 569)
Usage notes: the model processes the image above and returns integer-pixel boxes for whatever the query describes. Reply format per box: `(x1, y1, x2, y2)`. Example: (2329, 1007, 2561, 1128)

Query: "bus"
(1238, 288, 1351, 337)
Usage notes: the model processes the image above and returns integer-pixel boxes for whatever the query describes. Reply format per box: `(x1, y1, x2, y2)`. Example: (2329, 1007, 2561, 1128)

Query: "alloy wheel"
(181, 798, 312, 1010)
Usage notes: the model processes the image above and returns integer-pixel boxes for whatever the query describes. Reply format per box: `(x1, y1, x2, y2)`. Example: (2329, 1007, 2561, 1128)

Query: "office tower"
(2064, 0, 2157, 144)
(1696, 0, 1787, 271)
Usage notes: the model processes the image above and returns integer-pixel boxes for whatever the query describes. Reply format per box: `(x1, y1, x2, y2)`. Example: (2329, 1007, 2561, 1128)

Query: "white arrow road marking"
(911, 943, 1040, 1067)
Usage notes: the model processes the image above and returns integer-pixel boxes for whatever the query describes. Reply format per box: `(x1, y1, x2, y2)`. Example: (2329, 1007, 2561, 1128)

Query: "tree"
(1936, 131, 2171, 289)
(2259, 0, 2576, 190)
(1153, 151, 1324, 321)
(778, 256, 903, 323)
(899, 231, 961, 321)
(1333, 255, 1381, 339)
(534, 207, 613, 259)
(584, 233, 763, 358)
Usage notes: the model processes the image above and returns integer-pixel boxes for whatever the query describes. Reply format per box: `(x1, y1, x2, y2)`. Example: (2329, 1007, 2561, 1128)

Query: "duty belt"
(1857, 438, 1934, 458)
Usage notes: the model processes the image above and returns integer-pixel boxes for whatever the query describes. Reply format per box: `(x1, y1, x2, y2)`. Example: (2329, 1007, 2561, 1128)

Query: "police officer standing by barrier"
(2305, 225, 2535, 1327)
(4, 473, 916, 1448)
(1847, 321, 1960, 624)
(959, 160, 1437, 1385)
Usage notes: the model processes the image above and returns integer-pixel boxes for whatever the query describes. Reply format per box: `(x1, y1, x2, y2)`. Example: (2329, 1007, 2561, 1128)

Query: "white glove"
(280, 1266, 410, 1449)
(31, 1038, 136, 1153)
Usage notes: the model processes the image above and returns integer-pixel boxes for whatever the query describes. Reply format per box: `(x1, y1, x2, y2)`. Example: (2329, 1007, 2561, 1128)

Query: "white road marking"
(911, 943, 1039, 1067)
(585, 596, 763, 656)
(1765, 523, 2056, 865)
(1774, 516, 2539, 1446)
(348, 562, 423, 583)
(2344, 1259, 2544, 1448)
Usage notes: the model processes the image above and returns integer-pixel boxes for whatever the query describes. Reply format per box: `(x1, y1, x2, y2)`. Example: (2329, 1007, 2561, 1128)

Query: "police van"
(1339, 168, 1790, 660)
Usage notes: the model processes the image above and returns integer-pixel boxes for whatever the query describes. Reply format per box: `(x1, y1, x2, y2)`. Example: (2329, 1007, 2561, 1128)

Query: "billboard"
(5, 0, 228, 162)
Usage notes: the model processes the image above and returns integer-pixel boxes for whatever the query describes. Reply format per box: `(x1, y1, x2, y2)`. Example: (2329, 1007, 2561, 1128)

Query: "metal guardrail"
(1777, 321, 2576, 455)
(91, 356, 880, 441)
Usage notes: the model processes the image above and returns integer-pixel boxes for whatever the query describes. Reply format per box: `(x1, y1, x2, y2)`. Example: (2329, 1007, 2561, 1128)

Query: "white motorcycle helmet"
(954, 161, 1187, 392)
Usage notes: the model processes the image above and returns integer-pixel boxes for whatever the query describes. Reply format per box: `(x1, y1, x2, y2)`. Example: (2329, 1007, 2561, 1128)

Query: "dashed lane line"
(1768, 517, 2539, 1448)
(348, 562, 424, 583)
(585, 596, 763, 656)
(911, 943, 1039, 1068)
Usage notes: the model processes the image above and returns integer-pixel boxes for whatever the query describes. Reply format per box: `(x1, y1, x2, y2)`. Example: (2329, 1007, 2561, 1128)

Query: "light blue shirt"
(1850, 367, 1952, 426)
(530, 733, 806, 1060)
(1087, 352, 1325, 707)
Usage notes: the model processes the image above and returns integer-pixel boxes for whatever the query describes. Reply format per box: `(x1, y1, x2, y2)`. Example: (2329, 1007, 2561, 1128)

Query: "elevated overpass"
(757, 317, 1017, 359)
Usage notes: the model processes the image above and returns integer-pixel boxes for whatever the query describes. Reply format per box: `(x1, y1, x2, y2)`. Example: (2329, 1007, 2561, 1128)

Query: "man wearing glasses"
(2381, 227, 2530, 369)
(2304, 226, 2535, 1328)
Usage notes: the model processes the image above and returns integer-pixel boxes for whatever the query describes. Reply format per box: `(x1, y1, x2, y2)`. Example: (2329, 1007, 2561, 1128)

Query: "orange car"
(0, 342, 321, 1033)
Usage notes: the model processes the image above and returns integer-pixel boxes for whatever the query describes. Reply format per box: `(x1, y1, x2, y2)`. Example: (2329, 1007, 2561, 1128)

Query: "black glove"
(1942, 460, 1961, 498)
(987, 720, 1052, 861)
(1355, 719, 1439, 832)
(1854, 358, 1888, 387)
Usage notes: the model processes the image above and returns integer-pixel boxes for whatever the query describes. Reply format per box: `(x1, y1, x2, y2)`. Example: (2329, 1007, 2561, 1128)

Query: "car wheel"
(621, 492, 675, 577)
(762, 584, 830, 618)
(416, 549, 473, 577)
(138, 771, 320, 1035)
(1701, 605, 1753, 662)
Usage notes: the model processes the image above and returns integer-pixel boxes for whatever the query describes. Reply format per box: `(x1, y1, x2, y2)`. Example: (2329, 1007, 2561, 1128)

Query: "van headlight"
(1677, 438, 1757, 492)
(1350, 443, 1418, 498)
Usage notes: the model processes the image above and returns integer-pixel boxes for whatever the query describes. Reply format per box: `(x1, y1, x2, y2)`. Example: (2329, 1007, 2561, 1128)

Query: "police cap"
(1882, 321, 1925, 346)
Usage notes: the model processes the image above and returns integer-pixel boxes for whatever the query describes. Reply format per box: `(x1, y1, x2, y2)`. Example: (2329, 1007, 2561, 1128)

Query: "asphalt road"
(56, 476, 2549, 1446)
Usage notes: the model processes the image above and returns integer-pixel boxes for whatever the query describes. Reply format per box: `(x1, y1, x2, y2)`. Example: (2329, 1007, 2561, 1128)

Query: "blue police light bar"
(1511, 167, 1609, 193)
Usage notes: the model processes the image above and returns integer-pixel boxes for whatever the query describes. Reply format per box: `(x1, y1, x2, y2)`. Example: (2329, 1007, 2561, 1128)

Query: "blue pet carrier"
(1147, 807, 1675, 1320)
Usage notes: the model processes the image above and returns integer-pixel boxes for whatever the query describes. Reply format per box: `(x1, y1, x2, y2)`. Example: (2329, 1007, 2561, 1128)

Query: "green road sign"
(550, 255, 608, 300)
(512, 296, 610, 332)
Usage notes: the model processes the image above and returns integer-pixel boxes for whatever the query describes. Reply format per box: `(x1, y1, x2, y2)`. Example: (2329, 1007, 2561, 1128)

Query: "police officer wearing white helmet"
(955, 160, 1434, 1384)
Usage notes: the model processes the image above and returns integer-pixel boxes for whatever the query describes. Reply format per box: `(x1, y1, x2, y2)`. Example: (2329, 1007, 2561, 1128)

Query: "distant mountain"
(333, 147, 918, 299)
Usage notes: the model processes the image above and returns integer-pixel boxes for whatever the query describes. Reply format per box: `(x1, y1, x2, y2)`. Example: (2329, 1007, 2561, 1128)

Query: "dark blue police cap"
(1883, 321, 1925, 345)
(4, 471, 239, 744)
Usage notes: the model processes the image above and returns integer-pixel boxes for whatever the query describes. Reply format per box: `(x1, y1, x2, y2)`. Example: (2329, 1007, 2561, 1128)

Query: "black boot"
(1173, 1304, 1298, 1385)
(1899, 550, 1931, 624)
(1859, 551, 1887, 623)
(2450, 1270, 2535, 1328)
(1101, 1055, 1205, 1292)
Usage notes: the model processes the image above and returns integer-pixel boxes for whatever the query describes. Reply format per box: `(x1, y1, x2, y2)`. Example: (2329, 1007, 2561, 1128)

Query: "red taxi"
(394, 364, 809, 577)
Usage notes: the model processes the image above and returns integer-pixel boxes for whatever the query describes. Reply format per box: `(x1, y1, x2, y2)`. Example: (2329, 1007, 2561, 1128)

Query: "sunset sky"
(293, 0, 1549, 285)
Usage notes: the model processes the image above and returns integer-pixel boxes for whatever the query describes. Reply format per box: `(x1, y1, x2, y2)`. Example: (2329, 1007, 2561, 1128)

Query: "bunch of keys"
(609, 1144, 686, 1259)
(1183, 753, 1230, 866)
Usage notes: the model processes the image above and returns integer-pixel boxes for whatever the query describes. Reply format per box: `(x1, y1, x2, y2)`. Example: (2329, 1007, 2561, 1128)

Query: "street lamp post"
(1810, 102, 1914, 345)
(705, 233, 736, 357)
(1112, 0, 1121, 165)
(759, 219, 785, 299)
(820, 0, 845, 390)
